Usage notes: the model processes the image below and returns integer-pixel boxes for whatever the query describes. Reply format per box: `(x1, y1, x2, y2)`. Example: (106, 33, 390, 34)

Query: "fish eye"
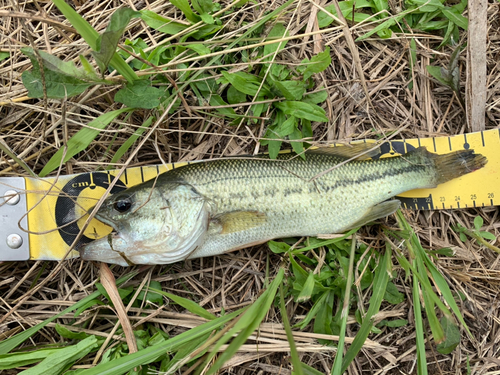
(113, 195, 132, 213)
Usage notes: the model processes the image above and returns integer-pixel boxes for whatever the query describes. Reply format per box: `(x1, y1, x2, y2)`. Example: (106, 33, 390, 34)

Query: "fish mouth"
(87, 205, 119, 230)
(80, 239, 130, 267)
(79, 230, 130, 266)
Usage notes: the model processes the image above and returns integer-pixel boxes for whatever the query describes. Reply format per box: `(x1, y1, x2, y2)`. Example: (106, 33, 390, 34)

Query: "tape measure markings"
(123, 168, 128, 185)
(140, 166, 145, 183)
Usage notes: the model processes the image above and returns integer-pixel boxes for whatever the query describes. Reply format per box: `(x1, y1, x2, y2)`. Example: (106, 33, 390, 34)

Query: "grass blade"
(300, 363, 325, 375)
(0, 348, 61, 370)
(425, 262, 472, 338)
(51, 0, 99, 49)
(206, 268, 285, 374)
(39, 108, 134, 177)
(78, 310, 241, 375)
(108, 116, 153, 167)
(415, 247, 444, 343)
(0, 271, 138, 355)
(51, 0, 138, 82)
(415, 234, 472, 338)
(280, 283, 303, 375)
(394, 211, 454, 319)
(331, 236, 356, 375)
(413, 272, 428, 375)
(291, 228, 358, 254)
(150, 288, 216, 320)
(341, 243, 392, 372)
(19, 336, 98, 375)
(0, 139, 36, 177)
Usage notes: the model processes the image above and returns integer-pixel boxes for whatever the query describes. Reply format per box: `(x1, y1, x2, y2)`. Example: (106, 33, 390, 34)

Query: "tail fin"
(431, 149, 487, 184)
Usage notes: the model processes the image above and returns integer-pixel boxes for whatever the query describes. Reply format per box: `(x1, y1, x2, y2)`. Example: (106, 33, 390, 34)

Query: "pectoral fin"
(213, 211, 267, 234)
(344, 200, 401, 230)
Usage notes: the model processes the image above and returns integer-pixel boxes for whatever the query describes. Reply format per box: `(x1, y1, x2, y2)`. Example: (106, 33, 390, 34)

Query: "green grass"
(318, 0, 467, 45)
(22, 0, 332, 177)
(20, 0, 467, 175)
(8, 0, 483, 372)
(2, 209, 483, 373)
(454, 215, 500, 255)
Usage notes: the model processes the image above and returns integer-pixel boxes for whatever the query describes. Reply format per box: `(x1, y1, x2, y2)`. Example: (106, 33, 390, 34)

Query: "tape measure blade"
(397, 130, 499, 210)
(22, 129, 500, 261)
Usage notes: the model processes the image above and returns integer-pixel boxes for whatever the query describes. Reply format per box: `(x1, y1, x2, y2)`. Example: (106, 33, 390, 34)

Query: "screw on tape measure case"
(1, 130, 498, 261)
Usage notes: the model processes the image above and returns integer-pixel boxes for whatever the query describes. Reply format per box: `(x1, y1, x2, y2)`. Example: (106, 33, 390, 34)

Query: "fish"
(80, 145, 487, 266)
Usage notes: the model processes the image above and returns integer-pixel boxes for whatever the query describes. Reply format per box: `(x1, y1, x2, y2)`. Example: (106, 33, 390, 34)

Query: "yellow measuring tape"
(7, 129, 500, 261)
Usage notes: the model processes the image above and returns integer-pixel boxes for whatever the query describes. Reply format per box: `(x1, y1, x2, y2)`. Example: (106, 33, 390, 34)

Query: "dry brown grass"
(0, 0, 499, 373)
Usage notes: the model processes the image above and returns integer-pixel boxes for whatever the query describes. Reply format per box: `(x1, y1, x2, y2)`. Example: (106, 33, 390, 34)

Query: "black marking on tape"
(473, 200, 476, 208)
(432, 138, 436, 152)
(457, 201, 460, 208)
(491, 199, 494, 206)
(123, 168, 128, 185)
(442, 203, 445, 209)
(140, 167, 145, 182)
(448, 137, 452, 151)
(463, 133, 470, 150)
(418, 138, 421, 147)
(481, 131, 485, 147)
(373, 141, 415, 159)
(55, 172, 127, 247)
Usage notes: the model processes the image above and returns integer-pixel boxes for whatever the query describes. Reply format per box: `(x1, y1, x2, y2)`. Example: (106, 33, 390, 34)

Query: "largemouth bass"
(81, 146, 487, 266)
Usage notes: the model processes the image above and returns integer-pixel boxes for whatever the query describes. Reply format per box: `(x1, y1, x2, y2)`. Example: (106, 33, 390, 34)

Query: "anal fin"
(344, 200, 401, 230)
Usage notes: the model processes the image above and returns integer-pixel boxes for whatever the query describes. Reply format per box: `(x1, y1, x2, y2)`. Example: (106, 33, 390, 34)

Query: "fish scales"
(169, 152, 439, 259)
(80, 146, 487, 266)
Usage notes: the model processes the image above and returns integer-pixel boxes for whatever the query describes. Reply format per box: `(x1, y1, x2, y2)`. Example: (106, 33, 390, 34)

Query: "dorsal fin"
(307, 143, 380, 160)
